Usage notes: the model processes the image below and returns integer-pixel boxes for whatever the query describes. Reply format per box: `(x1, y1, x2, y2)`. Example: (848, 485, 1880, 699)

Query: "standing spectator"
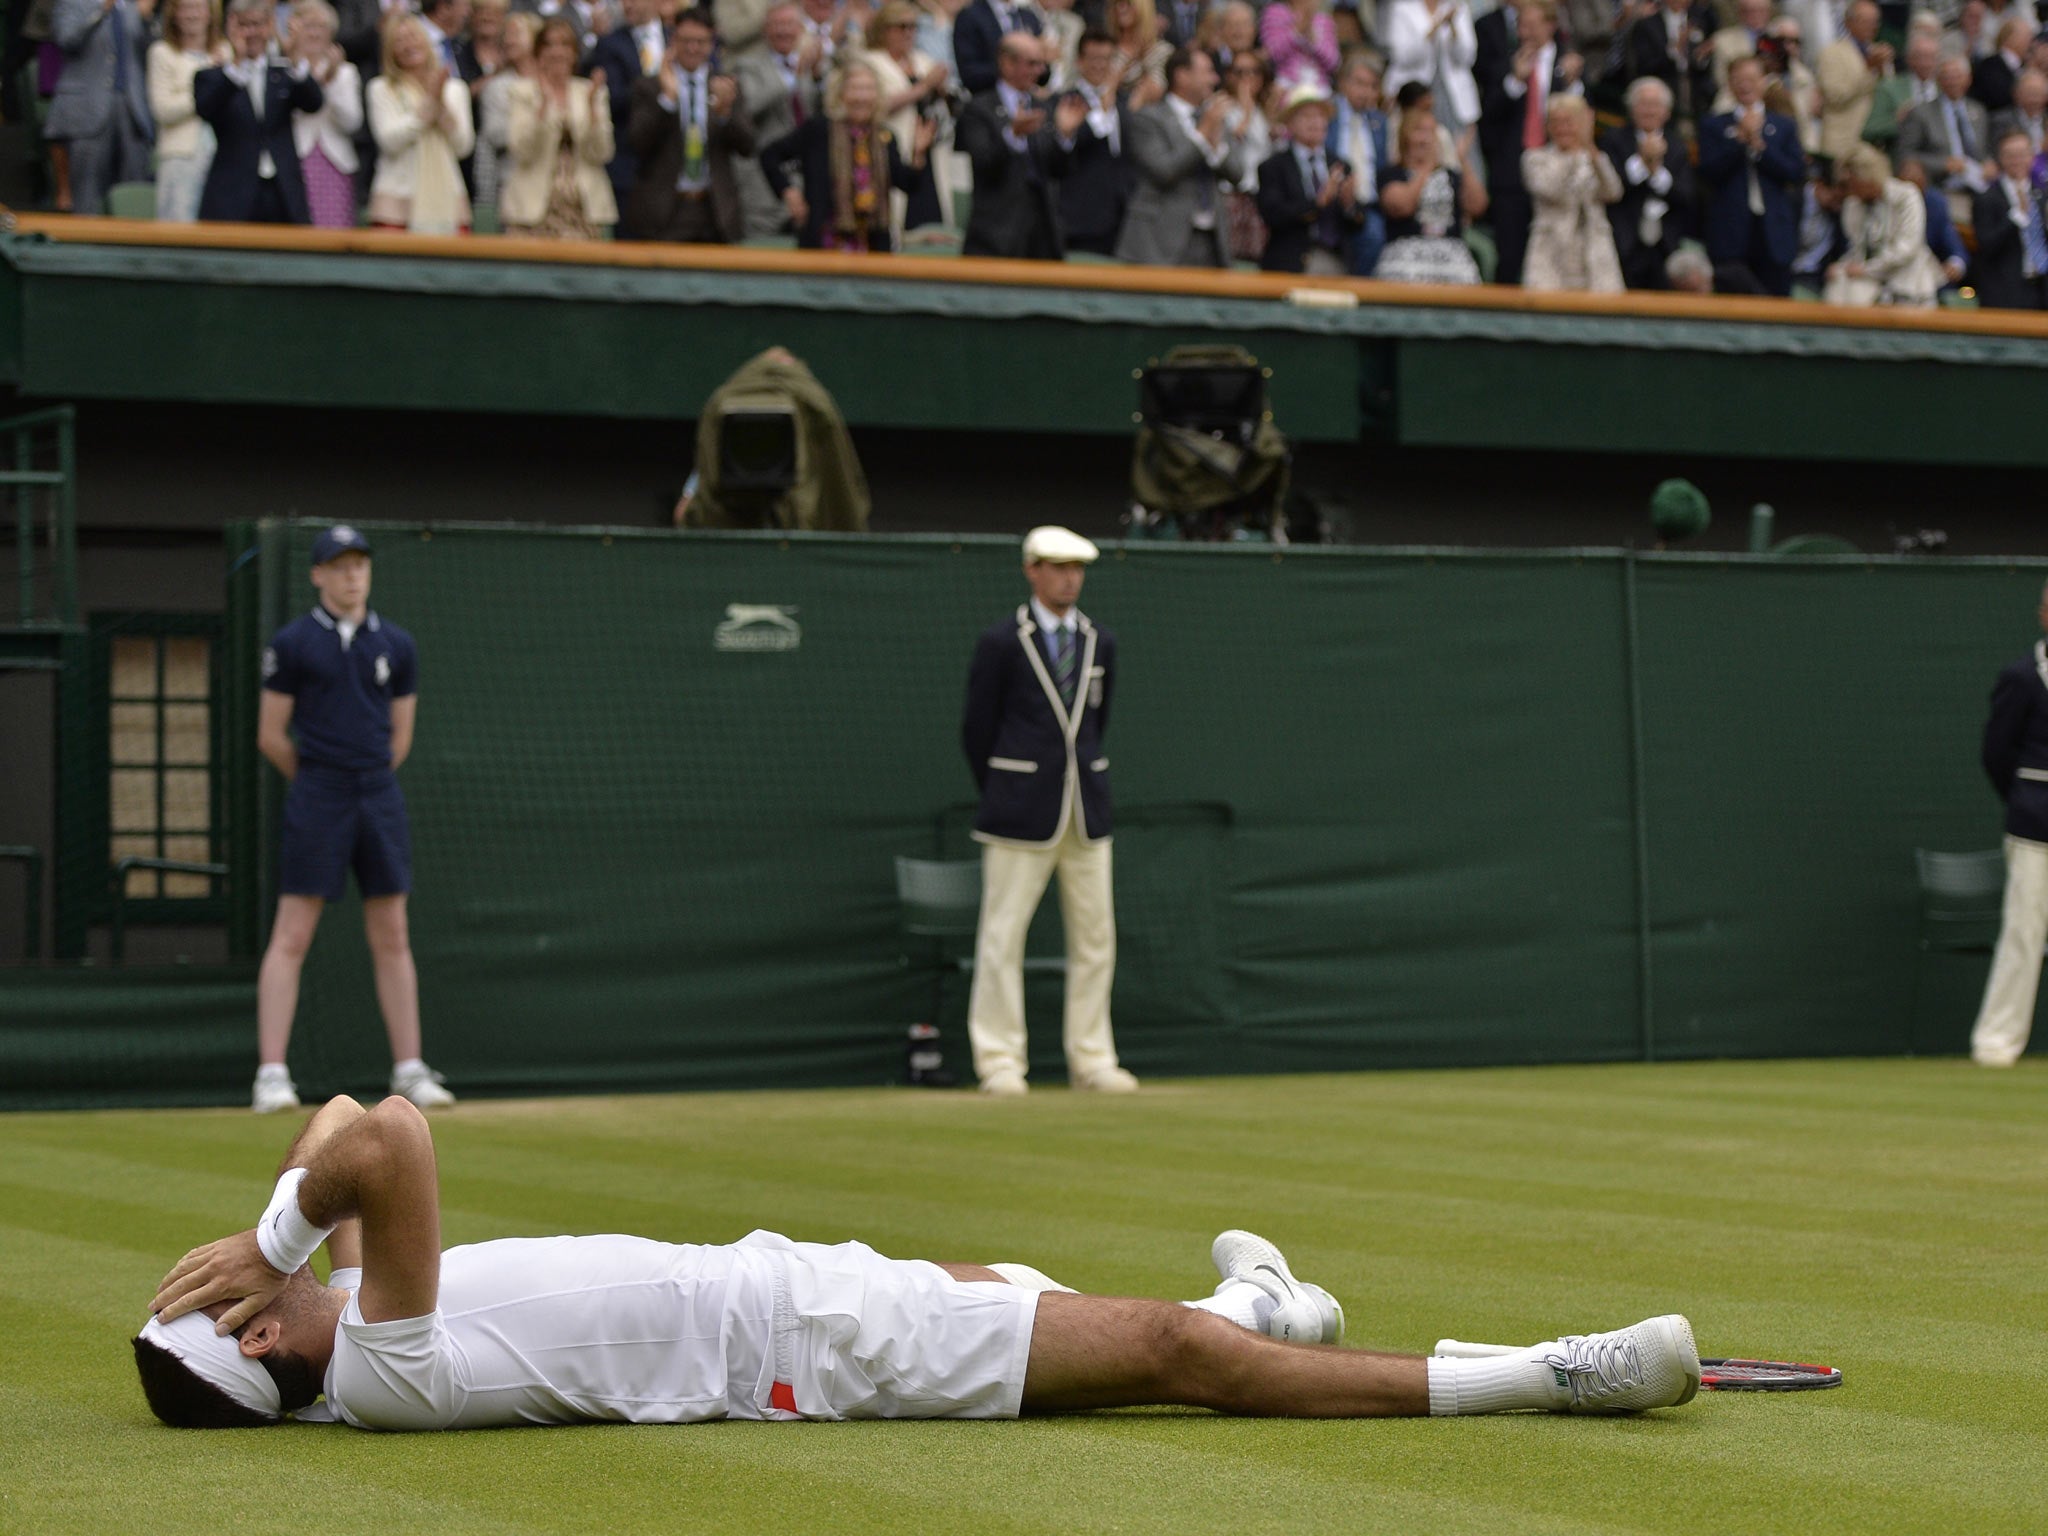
(760, 52, 937, 246)
(1897, 54, 1992, 226)
(1106, 0, 1172, 98)
(1473, 0, 1517, 95)
(25, 0, 77, 212)
(1697, 52, 1805, 293)
(1521, 92, 1621, 287)
(1625, 0, 1714, 127)
(1198, 1, 1261, 69)
(252, 525, 455, 1116)
(1058, 27, 1137, 253)
(1864, 30, 1938, 159)
(198, 0, 324, 223)
(1039, 0, 1083, 84)
(1765, 18, 1822, 156)
(1478, 0, 1582, 286)
(473, 10, 541, 227)
(45, 0, 156, 215)
(1706, 0, 1769, 108)
(1601, 73, 1695, 286)
(1219, 44, 1274, 262)
(1385, 0, 1478, 132)
(459, 0, 511, 84)
(733, 1, 825, 237)
(1261, 0, 1340, 92)
(1159, 0, 1205, 46)
(1967, 584, 2048, 1069)
(367, 12, 476, 230)
(625, 8, 753, 240)
(958, 32, 1080, 256)
(1970, 127, 2048, 307)
(1970, 15, 2030, 114)
(862, 0, 949, 236)
(418, 0, 475, 77)
(960, 526, 1138, 1098)
(149, 0, 229, 221)
(954, 0, 1041, 94)
(913, 0, 965, 78)
(285, 0, 361, 229)
(1377, 97, 1484, 279)
(797, 0, 863, 64)
(1256, 83, 1364, 270)
(584, 0, 668, 222)
(1991, 68, 2047, 157)
(1116, 43, 1248, 262)
(1331, 48, 1388, 273)
(501, 14, 617, 234)
(1815, 0, 1885, 166)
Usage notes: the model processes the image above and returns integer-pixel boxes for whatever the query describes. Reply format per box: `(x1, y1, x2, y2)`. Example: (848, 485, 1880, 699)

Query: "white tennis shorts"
(724, 1230, 1040, 1421)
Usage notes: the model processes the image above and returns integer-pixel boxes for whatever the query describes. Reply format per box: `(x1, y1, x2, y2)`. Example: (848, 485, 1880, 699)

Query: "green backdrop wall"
(192, 524, 2031, 1102)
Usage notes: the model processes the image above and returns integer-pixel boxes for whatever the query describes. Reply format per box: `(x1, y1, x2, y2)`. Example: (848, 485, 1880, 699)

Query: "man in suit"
(1898, 54, 1994, 226)
(959, 33, 1079, 258)
(1971, 128, 2048, 307)
(1967, 580, 2048, 1068)
(1602, 74, 1695, 287)
(1864, 30, 1939, 158)
(1058, 28, 1134, 254)
(1697, 53, 1807, 294)
(197, 0, 324, 223)
(1625, 0, 1715, 126)
(1480, 0, 1583, 287)
(587, 0, 669, 217)
(960, 525, 1137, 1097)
(1814, 0, 1887, 166)
(1257, 86, 1364, 272)
(1115, 45, 1247, 266)
(1989, 65, 2047, 157)
(732, 0, 823, 237)
(1706, 0, 1769, 107)
(1475, 0, 1520, 100)
(43, 0, 155, 215)
(955, 0, 1043, 95)
(1330, 49, 1388, 274)
(625, 7, 754, 240)
(1971, 16, 2031, 114)
(419, 0, 476, 76)
(1159, 0, 1205, 47)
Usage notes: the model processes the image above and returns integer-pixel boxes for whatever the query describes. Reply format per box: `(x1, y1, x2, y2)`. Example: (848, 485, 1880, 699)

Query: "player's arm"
(151, 1096, 442, 1332)
(276, 1094, 366, 1268)
(257, 689, 299, 781)
(389, 695, 417, 770)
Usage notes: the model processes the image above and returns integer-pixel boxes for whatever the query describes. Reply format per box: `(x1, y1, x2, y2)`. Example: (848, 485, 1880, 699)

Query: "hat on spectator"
(1280, 84, 1335, 120)
(1023, 526, 1100, 565)
(310, 525, 374, 566)
(1648, 479, 1711, 544)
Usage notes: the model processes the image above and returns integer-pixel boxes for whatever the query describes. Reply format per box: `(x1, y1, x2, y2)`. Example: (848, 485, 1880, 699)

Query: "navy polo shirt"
(262, 605, 418, 772)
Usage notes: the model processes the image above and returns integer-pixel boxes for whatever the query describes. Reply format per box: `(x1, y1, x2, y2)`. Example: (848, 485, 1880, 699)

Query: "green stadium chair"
(106, 182, 155, 220)
(893, 855, 1063, 1042)
(739, 233, 798, 249)
(472, 203, 501, 236)
(1769, 533, 1859, 555)
(1064, 249, 1120, 264)
(1462, 225, 1497, 284)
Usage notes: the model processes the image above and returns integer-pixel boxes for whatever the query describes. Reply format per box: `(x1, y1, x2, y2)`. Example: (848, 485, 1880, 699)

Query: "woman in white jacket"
(286, 0, 363, 228)
(366, 12, 476, 234)
(146, 0, 228, 222)
(1383, 0, 1478, 131)
(499, 17, 617, 239)
(1825, 144, 1944, 307)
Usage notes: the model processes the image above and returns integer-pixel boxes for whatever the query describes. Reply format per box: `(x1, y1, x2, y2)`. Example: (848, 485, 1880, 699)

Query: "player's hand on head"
(152, 1229, 292, 1333)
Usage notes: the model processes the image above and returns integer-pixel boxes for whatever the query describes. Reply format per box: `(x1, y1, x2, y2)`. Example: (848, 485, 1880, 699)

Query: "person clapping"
(366, 12, 476, 232)
(762, 55, 938, 251)
(501, 18, 616, 239)
(1522, 93, 1623, 291)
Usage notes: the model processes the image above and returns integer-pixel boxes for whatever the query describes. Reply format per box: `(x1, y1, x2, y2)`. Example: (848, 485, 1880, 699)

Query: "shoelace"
(1545, 1332, 1643, 1406)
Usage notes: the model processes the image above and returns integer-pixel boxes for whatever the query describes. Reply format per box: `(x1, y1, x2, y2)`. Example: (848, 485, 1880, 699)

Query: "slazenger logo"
(714, 605, 801, 653)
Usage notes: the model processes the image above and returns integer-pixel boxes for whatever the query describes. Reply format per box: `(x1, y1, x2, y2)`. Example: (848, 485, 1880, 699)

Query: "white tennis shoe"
(1210, 1229, 1346, 1346)
(392, 1061, 456, 1109)
(251, 1069, 300, 1115)
(1538, 1314, 1701, 1413)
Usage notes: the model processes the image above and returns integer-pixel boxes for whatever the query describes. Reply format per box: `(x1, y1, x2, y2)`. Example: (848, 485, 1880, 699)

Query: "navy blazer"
(194, 61, 323, 224)
(1255, 148, 1365, 272)
(1056, 109, 1133, 247)
(1984, 643, 2048, 841)
(1695, 107, 1805, 266)
(582, 25, 651, 198)
(954, 0, 1040, 95)
(962, 605, 1115, 846)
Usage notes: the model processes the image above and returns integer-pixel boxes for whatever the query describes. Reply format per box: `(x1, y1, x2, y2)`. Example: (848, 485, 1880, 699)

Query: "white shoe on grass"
(251, 1069, 300, 1115)
(1072, 1066, 1140, 1093)
(392, 1061, 456, 1108)
(1539, 1314, 1700, 1412)
(978, 1071, 1028, 1097)
(1211, 1229, 1346, 1346)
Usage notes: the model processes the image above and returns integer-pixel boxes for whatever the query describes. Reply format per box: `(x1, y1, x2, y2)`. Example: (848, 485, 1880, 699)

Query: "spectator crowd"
(16, 0, 2048, 305)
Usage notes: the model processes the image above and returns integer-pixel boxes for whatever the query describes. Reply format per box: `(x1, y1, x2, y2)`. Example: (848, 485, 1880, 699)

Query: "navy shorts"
(280, 765, 412, 902)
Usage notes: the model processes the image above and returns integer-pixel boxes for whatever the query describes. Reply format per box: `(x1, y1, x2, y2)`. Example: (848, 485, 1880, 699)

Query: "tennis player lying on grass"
(137, 1095, 1702, 1430)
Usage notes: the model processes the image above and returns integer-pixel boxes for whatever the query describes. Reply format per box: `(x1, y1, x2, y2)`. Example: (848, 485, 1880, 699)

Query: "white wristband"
(256, 1167, 335, 1275)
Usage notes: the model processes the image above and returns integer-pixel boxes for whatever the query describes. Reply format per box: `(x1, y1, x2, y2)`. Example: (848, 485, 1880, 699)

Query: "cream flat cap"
(1022, 526, 1099, 564)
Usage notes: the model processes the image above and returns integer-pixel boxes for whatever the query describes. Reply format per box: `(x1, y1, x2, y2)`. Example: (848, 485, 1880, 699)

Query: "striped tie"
(1053, 626, 1077, 708)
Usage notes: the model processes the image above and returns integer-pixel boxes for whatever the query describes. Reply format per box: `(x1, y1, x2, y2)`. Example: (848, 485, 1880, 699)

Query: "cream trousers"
(1970, 834, 2047, 1066)
(966, 811, 1119, 1085)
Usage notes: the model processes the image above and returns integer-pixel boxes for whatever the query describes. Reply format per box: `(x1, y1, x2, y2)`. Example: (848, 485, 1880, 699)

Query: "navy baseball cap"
(309, 525, 373, 566)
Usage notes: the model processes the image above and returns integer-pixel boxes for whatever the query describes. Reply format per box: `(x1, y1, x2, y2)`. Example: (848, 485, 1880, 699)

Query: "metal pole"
(15, 426, 30, 624)
(1621, 552, 1656, 1062)
(54, 408, 77, 625)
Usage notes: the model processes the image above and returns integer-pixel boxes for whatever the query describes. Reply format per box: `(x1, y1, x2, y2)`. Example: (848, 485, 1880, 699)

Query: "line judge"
(959, 526, 1137, 1097)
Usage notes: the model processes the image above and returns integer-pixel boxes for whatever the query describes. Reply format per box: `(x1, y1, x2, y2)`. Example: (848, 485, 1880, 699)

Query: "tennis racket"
(1433, 1340, 1842, 1392)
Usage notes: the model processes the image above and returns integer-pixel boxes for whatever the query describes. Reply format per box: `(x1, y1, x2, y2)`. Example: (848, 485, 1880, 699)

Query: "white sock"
(986, 1263, 1077, 1294)
(1183, 1279, 1275, 1333)
(392, 1057, 424, 1079)
(1426, 1348, 1571, 1415)
(255, 1063, 291, 1083)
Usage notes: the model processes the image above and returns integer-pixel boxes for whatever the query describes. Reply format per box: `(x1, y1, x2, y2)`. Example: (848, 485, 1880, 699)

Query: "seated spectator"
(861, 0, 949, 237)
(286, 0, 362, 229)
(1898, 157, 1969, 292)
(148, 0, 229, 222)
(1262, 0, 1341, 93)
(958, 33, 1080, 258)
(1057, 27, 1137, 255)
(45, 0, 155, 215)
(500, 15, 616, 236)
(624, 8, 753, 241)
(1116, 44, 1250, 264)
(1697, 53, 1805, 294)
(473, 11, 540, 228)
(1815, 0, 1885, 165)
(1601, 74, 1695, 288)
(1946, 0, 1989, 63)
(197, 0, 323, 223)
(1864, 32, 1939, 157)
(1990, 66, 2047, 157)
(1898, 54, 1994, 227)
(735, 3, 827, 239)
(1376, 101, 1483, 281)
(1198, 2, 1262, 71)
(1625, 0, 1715, 129)
(1220, 46, 1275, 262)
(1663, 241, 1713, 290)
(1824, 141, 1944, 303)
(1787, 166, 1844, 291)
(954, 0, 1042, 96)
(1522, 93, 1621, 289)
(367, 13, 476, 232)
(1971, 16, 2031, 114)
(1257, 84, 1365, 272)
(760, 54, 937, 249)
(1383, 0, 1478, 134)
(1330, 49, 1389, 275)
(1970, 126, 2048, 307)
(1107, 0, 1172, 102)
